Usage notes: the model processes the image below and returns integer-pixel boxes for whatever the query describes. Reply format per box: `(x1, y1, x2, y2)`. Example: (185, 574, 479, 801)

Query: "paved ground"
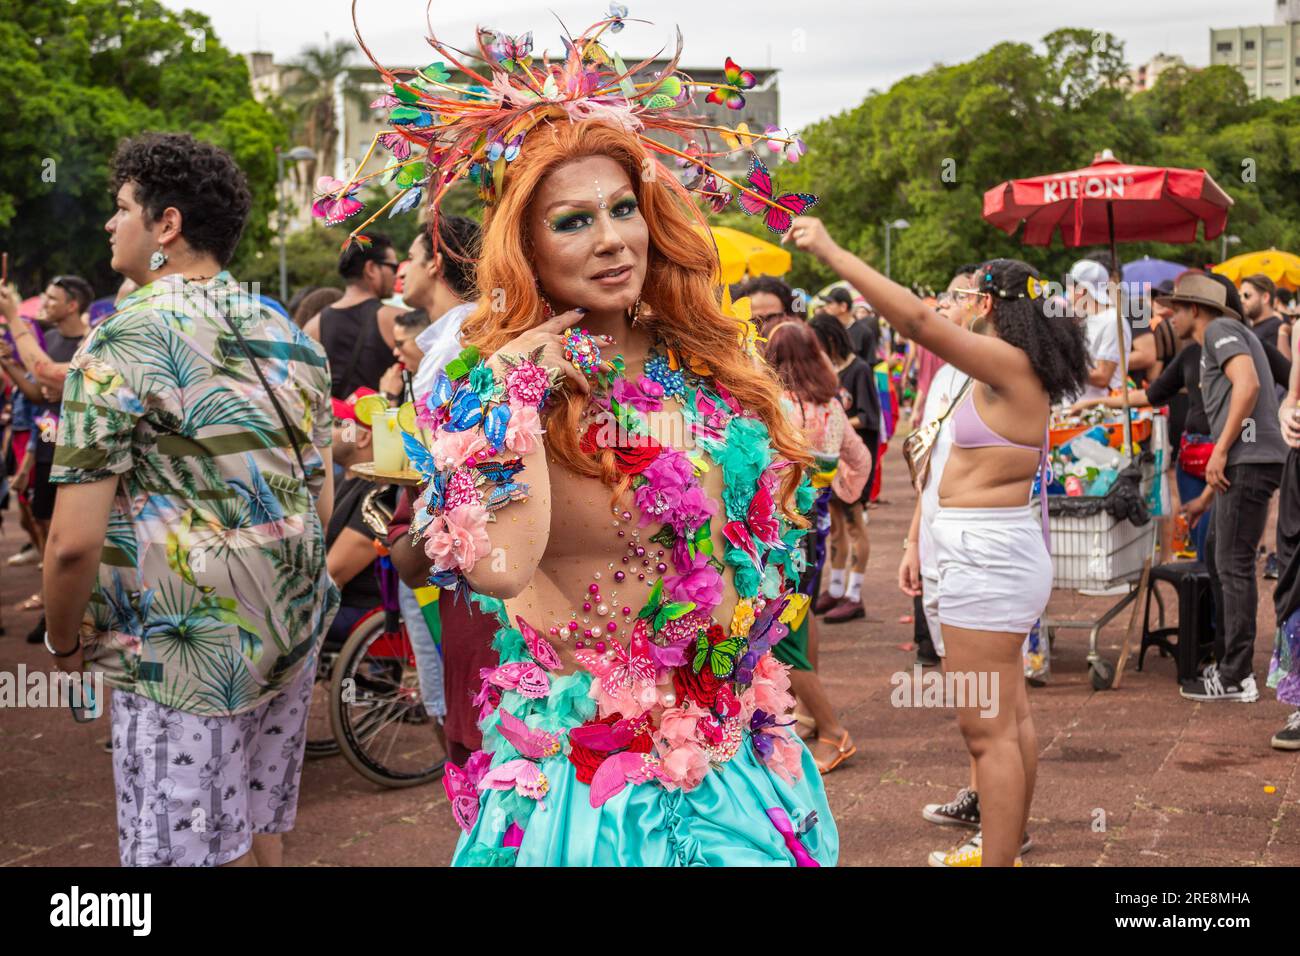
(2, 461, 1297, 867)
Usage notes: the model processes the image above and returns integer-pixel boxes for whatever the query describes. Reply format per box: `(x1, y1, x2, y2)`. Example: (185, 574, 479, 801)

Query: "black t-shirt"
(847, 317, 880, 366)
(1146, 343, 1210, 438)
(837, 356, 880, 440)
(34, 328, 85, 464)
(327, 475, 395, 608)
(1251, 314, 1283, 352)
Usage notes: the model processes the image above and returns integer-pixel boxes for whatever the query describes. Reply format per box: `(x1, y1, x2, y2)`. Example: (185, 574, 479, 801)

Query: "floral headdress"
(316, 2, 816, 252)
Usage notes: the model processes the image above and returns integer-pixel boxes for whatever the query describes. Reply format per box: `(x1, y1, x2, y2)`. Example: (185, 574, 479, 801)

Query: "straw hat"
(1154, 272, 1241, 321)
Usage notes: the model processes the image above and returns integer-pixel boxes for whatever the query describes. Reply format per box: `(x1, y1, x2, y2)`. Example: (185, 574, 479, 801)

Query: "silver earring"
(627, 296, 642, 325)
(149, 247, 168, 271)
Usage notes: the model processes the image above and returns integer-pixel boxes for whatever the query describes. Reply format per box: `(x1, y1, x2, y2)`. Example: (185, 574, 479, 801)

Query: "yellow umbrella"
(701, 226, 792, 285)
(1213, 248, 1300, 290)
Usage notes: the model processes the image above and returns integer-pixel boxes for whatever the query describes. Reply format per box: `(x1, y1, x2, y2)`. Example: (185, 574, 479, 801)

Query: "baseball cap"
(1067, 259, 1112, 306)
(332, 387, 379, 425)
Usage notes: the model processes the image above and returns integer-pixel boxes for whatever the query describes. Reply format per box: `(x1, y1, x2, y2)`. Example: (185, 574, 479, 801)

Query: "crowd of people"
(4, 72, 1299, 870)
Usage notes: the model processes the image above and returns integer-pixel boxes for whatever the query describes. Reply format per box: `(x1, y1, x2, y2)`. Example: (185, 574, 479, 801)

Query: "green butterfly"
(693, 631, 745, 678)
(637, 578, 696, 632)
(641, 75, 683, 110)
(444, 345, 481, 381)
(686, 520, 714, 558)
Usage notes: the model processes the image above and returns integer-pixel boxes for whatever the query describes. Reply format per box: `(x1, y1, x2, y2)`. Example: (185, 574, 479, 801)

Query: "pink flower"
(632, 449, 695, 524)
(611, 375, 664, 413)
(505, 361, 551, 408)
(504, 402, 544, 455)
(763, 729, 805, 785)
(659, 740, 710, 790)
(671, 485, 716, 537)
(424, 503, 492, 573)
(432, 429, 488, 470)
(665, 551, 724, 614)
(442, 468, 481, 510)
(750, 652, 795, 717)
(659, 702, 706, 748)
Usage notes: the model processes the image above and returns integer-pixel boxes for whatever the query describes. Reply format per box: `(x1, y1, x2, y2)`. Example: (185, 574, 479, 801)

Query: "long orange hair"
(458, 118, 810, 520)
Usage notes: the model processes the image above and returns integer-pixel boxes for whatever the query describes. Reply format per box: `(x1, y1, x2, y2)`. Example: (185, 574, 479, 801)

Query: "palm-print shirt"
(51, 272, 340, 716)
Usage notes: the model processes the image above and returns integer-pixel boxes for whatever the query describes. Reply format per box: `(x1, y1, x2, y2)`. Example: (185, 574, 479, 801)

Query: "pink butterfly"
(764, 125, 807, 164)
(516, 616, 561, 671)
(370, 93, 399, 110)
(479, 758, 550, 801)
(575, 625, 658, 693)
(378, 131, 412, 160)
(486, 661, 550, 699)
(311, 176, 364, 226)
(736, 155, 818, 235)
(723, 484, 782, 569)
(589, 751, 669, 808)
(700, 174, 733, 213)
(442, 750, 491, 831)
(568, 718, 639, 752)
(496, 709, 563, 760)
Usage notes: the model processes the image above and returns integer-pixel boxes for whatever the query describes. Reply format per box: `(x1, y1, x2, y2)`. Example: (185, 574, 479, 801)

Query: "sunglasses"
(935, 289, 988, 306)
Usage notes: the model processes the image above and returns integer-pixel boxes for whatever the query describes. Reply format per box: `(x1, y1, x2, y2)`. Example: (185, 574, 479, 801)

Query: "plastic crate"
(1048, 509, 1154, 589)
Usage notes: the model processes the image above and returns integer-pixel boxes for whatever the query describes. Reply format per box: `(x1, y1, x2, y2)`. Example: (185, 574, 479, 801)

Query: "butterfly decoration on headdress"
(763, 125, 807, 164)
(328, 8, 819, 260)
(311, 177, 364, 225)
(706, 56, 757, 110)
(737, 155, 819, 234)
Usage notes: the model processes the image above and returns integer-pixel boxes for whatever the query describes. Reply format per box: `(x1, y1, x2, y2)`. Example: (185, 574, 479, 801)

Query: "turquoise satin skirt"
(452, 674, 839, 867)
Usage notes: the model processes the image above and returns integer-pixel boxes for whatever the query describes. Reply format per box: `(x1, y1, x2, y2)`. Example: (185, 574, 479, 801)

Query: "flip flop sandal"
(18, 593, 43, 611)
(815, 731, 857, 775)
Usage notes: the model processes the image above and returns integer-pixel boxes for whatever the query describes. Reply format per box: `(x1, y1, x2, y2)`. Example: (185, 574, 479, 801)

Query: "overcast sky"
(165, 0, 1276, 128)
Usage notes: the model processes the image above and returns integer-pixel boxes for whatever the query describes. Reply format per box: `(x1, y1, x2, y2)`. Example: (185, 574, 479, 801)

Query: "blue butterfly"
(487, 134, 523, 163)
(390, 186, 423, 217)
(484, 480, 529, 512)
(428, 372, 453, 409)
(402, 431, 437, 476)
(443, 388, 483, 432)
(483, 402, 510, 449)
(475, 458, 525, 483)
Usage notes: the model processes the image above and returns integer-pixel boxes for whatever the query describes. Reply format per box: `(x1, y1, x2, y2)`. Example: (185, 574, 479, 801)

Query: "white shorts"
(921, 572, 944, 657)
(931, 505, 1051, 635)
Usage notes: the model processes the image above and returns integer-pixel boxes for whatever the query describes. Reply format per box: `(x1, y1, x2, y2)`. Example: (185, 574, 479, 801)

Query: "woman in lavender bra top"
(787, 218, 1090, 867)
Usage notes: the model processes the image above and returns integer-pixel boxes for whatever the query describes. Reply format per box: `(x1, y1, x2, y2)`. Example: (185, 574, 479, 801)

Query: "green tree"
(0, 0, 284, 296)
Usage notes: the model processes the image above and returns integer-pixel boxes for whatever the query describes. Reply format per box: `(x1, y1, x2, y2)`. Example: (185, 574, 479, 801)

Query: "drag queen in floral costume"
(332, 9, 837, 865)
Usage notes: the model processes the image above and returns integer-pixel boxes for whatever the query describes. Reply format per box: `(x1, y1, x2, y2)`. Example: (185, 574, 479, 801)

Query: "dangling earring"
(540, 296, 554, 320)
(627, 296, 642, 325)
(149, 247, 168, 271)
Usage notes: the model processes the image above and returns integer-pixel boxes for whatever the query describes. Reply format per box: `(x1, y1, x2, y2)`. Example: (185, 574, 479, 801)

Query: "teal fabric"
(452, 667, 838, 867)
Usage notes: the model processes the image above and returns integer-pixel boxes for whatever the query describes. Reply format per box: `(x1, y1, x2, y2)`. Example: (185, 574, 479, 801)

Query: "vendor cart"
(1040, 420, 1165, 690)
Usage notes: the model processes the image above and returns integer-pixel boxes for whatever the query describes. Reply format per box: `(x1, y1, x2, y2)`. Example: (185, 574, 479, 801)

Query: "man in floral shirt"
(43, 133, 338, 867)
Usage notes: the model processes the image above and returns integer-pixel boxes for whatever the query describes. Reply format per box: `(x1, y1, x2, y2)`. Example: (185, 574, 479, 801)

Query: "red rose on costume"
(579, 423, 662, 475)
(673, 666, 724, 710)
(706, 623, 726, 645)
(568, 715, 654, 784)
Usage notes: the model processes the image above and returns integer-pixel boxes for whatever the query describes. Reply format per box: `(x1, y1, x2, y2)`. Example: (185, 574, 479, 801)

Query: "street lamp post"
(884, 218, 910, 280)
(1221, 233, 1241, 263)
(277, 145, 317, 304)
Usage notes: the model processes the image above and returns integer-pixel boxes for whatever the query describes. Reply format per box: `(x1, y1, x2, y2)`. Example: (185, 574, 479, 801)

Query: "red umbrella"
(983, 150, 1234, 456)
(982, 149, 1233, 266)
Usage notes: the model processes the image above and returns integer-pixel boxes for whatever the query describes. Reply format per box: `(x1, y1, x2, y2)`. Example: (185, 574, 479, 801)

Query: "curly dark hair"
(810, 311, 852, 362)
(977, 258, 1090, 403)
(111, 133, 252, 266)
(416, 215, 481, 300)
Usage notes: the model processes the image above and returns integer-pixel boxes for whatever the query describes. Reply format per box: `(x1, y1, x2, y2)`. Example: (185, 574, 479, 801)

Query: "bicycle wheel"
(329, 610, 446, 788)
(305, 647, 341, 758)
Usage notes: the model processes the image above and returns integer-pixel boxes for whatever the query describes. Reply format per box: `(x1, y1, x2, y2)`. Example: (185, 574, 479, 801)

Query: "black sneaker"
(1264, 552, 1280, 580)
(916, 636, 940, 667)
(1271, 710, 1300, 751)
(1180, 671, 1259, 702)
(922, 787, 980, 828)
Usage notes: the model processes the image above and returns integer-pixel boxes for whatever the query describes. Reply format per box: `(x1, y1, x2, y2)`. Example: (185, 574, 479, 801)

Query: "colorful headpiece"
(316, 2, 817, 252)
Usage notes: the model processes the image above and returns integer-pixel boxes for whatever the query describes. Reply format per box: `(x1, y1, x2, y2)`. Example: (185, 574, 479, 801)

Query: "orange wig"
(457, 118, 811, 520)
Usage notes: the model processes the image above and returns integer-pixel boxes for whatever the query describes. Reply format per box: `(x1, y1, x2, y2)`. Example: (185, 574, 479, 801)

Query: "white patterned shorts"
(109, 656, 316, 867)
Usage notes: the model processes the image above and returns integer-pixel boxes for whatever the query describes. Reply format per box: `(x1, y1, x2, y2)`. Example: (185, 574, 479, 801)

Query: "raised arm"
(784, 218, 1033, 393)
